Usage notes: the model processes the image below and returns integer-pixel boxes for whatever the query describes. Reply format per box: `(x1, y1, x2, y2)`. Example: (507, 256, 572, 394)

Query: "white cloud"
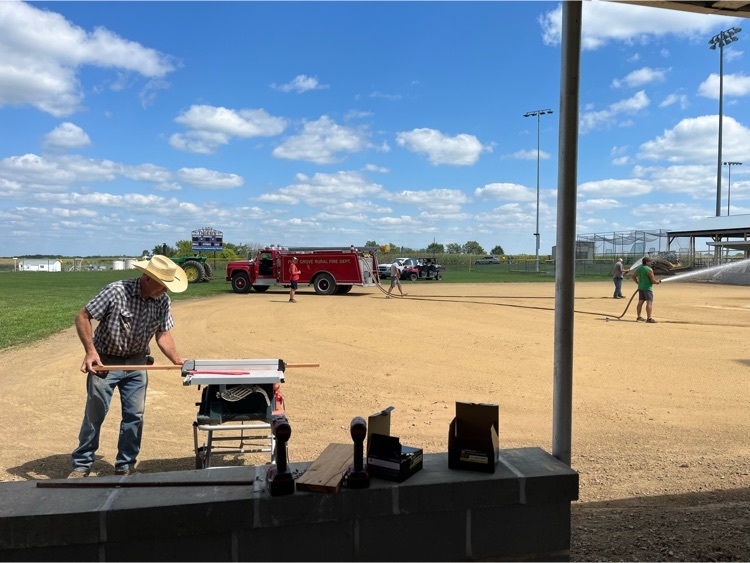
(363, 163, 389, 173)
(0, 153, 114, 191)
(387, 189, 468, 212)
(272, 171, 385, 205)
(176, 168, 244, 190)
(43, 122, 91, 150)
(139, 78, 170, 109)
(396, 128, 491, 166)
(272, 116, 369, 164)
(0, 1, 176, 116)
(578, 199, 626, 212)
(121, 163, 172, 184)
(509, 149, 551, 161)
(580, 91, 650, 133)
(697, 73, 750, 100)
(638, 115, 750, 163)
(630, 201, 709, 220)
(540, 1, 735, 51)
(632, 164, 718, 198)
(369, 91, 402, 101)
(168, 131, 229, 155)
(612, 67, 669, 88)
(317, 200, 391, 218)
(257, 193, 300, 205)
(659, 93, 688, 109)
(577, 178, 652, 197)
(475, 183, 537, 202)
(271, 74, 328, 93)
(170, 105, 288, 154)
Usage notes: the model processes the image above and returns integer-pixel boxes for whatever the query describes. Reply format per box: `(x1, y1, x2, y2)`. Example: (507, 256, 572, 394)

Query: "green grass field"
(0, 268, 609, 351)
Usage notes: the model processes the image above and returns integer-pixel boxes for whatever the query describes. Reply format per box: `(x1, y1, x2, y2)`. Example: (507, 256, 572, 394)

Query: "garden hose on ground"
(605, 289, 639, 321)
(364, 255, 406, 298)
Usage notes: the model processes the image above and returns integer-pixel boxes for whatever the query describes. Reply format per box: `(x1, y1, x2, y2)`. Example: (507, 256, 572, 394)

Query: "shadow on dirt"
(571, 487, 750, 561)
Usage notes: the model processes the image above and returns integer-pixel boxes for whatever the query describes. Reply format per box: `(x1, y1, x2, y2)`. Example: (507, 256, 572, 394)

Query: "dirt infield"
(1, 281, 748, 560)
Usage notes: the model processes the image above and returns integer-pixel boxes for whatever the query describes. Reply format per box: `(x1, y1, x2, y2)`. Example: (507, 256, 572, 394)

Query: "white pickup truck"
(378, 257, 410, 279)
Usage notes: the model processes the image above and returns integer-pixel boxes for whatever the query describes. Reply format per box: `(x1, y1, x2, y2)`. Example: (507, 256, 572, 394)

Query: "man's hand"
(81, 352, 103, 374)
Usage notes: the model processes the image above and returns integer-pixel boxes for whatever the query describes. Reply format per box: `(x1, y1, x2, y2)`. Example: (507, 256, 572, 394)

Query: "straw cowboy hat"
(132, 255, 188, 293)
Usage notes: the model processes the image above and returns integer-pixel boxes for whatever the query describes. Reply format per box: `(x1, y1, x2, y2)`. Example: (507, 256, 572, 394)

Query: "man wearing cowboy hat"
(69, 255, 188, 478)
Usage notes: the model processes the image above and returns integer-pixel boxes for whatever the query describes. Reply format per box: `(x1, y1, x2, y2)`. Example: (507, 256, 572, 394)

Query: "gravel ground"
(1, 281, 748, 560)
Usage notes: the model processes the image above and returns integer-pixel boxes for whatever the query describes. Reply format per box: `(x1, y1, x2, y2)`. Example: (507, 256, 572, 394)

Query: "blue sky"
(1, 1, 748, 257)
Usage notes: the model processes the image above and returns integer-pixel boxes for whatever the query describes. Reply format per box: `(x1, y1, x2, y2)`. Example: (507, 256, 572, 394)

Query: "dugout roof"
(621, 1, 750, 18)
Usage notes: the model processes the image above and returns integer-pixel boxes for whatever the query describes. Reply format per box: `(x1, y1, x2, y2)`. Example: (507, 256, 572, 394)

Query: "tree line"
(146, 240, 507, 260)
(366, 241, 504, 256)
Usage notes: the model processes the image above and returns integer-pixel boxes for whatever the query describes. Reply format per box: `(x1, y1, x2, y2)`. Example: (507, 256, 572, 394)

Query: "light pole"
(710, 27, 742, 217)
(523, 108, 553, 272)
(724, 161, 742, 215)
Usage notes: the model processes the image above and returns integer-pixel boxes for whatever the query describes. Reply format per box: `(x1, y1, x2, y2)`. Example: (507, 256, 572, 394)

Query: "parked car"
(378, 257, 409, 278)
(475, 255, 501, 265)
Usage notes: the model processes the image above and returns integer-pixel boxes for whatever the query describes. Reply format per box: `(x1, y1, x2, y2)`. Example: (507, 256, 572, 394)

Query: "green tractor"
(172, 255, 213, 283)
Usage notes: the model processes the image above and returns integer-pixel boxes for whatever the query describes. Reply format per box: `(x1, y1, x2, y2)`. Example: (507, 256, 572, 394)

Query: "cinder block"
(105, 499, 253, 543)
(105, 532, 232, 562)
(238, 520, 354, 561)
(359, 511, 465, 562)
(0, 512, 101, 551)
(499, 448, 580, 503)
(471, 502, 571, 560)
(0, 544, 100, 562)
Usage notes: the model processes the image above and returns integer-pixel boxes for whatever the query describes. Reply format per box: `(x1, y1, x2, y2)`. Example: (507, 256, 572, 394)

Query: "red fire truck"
(226, 246, 380, 295)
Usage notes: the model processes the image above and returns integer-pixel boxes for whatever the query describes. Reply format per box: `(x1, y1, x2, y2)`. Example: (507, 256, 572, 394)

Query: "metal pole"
(536, 113, 541, 273)
(716, 43, 724, 217)
(552, 1, 581, 467)
(524, 109, 553, 272)
(724, 162, 742, 215)
(710, 27, 742, 215)
(727, 163, 731, 215)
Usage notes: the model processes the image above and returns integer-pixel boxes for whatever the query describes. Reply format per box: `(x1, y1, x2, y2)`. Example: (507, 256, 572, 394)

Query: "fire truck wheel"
(252, 285, 270, 292)
(409, 272, 418, 282)
(335, 285, 353, 294)
(231, 272, 251, 293)
(313, 273, 336, 295)
(182, 260, 205, 283)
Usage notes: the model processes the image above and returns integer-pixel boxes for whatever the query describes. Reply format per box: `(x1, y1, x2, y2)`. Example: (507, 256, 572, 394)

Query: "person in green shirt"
(634, 256, 661, 323)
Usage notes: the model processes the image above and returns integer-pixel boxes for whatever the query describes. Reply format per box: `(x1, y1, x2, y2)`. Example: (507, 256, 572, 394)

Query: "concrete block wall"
(0, 447, 578, 562)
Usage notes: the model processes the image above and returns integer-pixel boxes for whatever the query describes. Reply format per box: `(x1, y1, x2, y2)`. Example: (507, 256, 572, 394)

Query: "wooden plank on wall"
(296, 443, 353, 493)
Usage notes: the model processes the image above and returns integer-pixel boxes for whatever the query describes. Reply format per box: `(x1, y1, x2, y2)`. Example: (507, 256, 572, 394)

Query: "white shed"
(19, 259, 62, 272)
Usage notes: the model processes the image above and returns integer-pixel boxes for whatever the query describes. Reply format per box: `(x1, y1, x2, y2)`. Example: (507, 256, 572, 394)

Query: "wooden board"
(295, 443, 353, 493)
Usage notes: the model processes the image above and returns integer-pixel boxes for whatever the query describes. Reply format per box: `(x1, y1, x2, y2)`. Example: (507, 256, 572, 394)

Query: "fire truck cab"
(226, 246, 379, 295)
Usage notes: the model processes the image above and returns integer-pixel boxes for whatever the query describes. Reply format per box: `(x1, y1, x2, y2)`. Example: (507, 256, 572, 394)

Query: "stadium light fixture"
(523, 109, 554, 273)
(709, 27, 742, 216)
(723, 161, 742, 215)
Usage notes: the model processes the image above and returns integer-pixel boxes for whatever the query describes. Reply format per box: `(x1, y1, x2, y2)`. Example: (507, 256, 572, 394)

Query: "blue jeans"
(71, 368, 148, 471)
(613, 277, 623, 297)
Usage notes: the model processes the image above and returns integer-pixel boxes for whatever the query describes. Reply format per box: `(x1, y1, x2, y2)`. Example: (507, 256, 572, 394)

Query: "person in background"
(385, 260, 407, 299)
(289, 256, 301, 303)
(70, 255, 188, 478)
(634, 256, 661, 323)
(613, 258, 629, 299)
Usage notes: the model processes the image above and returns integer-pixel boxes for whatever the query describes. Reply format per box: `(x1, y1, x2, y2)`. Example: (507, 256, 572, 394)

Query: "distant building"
(19, 259, 62, 272)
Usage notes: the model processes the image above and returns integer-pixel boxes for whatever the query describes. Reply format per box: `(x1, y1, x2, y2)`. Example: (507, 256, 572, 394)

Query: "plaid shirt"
(86, 278, 174, 357)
